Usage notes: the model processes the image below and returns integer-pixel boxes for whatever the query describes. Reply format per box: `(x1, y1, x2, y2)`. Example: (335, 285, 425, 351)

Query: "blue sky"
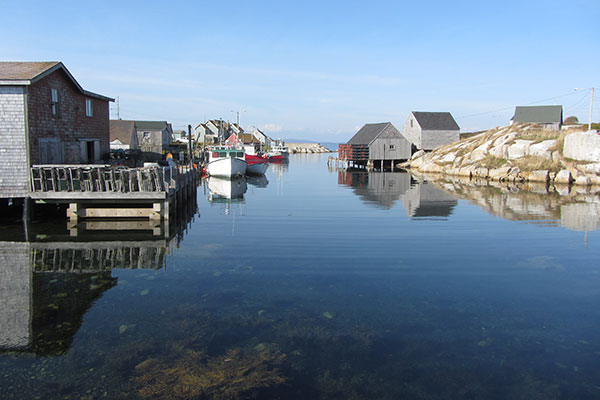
(2, 0, 598, 142)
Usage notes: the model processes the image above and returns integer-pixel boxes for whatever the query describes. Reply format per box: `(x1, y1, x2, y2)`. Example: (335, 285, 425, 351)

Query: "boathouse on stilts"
(336, 122, 411, 170)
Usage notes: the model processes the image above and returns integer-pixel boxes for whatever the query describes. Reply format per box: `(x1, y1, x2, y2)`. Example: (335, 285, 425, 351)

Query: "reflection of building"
(0, 204, 196, 355)
(417, 175, 600, 233)
(560, 203, 600, 232)
(401, 181, 458, 218)
(338, 171, 411, 209)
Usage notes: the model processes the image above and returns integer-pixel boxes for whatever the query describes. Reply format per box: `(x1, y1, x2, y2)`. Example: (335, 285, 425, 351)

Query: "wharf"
(28, 164, 197, 221)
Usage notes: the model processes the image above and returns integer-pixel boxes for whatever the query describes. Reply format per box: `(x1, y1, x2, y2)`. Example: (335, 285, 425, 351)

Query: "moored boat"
(269, 140, 290, 160)
(246, 161, 269, 175)
(206, 146, 247, 178)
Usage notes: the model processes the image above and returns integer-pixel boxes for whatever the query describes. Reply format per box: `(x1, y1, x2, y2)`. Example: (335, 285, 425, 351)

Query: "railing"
(30, 165, 191, 193)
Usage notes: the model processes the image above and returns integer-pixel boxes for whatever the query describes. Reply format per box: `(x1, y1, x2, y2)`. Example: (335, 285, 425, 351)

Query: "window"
(51, 88, 59, 116)
(410, 120, 413, 128)
(85, 98, 93, 117)
(389, 144, 396, 150)
(143, 132, 151, 139)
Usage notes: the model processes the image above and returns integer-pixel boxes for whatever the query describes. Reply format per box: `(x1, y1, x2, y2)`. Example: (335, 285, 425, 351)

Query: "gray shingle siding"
(347, 122, 411, 160)
(0, 86, 29, 198)
(402, 112, 460, 151)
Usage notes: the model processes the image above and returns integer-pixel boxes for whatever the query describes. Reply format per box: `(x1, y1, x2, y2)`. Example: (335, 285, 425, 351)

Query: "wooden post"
(188, 124, 194, 168)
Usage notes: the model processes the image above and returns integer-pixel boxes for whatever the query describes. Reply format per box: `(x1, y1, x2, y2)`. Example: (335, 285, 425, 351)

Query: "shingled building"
(402, 111, 460, 151)
(0, 61, 113, 199)
(338, 122, 411, 170)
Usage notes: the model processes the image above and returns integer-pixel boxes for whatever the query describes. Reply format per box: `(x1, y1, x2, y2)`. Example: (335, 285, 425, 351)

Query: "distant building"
(132, 120, 173, 155)
(246, 126, 272, 147)
(402, 112, 460, 151)
(339, 122, 411, 169)
(511, 105, 563, 130)
(194, 123, 216, 144)
(0, 61, 113, 199)
(109, 120, 138, 151)
(171, 129, 187, 142)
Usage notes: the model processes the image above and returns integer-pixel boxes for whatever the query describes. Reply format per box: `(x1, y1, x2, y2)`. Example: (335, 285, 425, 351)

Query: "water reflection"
(338, 170, 457, 217)
(206, 176, 248, 204)
(338, 171, 410, 209)
(338, 169, 600, 232)
(0, 207, 196, 355)
(415, 173, 600, 232)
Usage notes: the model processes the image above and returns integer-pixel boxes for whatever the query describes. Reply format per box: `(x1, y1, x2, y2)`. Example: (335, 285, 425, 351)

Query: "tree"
(564, 116, 579, 125)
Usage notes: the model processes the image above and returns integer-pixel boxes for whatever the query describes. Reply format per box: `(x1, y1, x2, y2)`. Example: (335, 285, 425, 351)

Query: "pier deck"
(28, 164, 197, 220)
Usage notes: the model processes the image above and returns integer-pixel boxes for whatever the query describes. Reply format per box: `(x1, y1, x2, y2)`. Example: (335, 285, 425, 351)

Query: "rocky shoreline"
(400, 124, 600, 186)
(285, 142, 333, 154)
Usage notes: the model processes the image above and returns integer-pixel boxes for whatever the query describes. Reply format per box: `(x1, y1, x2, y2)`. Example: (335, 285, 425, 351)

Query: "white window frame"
(85, 98, 93, 117)
(51, 88, 59, 116)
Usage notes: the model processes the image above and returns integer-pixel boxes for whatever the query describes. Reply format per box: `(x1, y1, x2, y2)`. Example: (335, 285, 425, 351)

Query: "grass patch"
(460, 131, 486, 140)
(512, 156, 562, 173)
(517, 129, 560, 142)
(479, 155, 507, 169)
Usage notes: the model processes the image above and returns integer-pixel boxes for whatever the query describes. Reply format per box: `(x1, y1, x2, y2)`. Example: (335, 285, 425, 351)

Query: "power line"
(456, 90, 585, 120)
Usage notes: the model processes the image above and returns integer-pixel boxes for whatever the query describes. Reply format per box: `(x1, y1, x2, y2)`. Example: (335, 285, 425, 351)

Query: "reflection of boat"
(246, 161, 268, 175)
(246, 174, 269, 188)
(206, 146, 247, 177)
(207, 176, 247, 203)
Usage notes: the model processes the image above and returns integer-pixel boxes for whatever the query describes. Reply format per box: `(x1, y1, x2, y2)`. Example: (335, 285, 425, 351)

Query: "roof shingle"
(412, 112, 460, 131)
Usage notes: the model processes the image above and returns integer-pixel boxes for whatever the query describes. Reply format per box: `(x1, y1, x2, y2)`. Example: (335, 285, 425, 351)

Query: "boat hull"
(246, 161, 268, 175)
(207, 157, 247, 178)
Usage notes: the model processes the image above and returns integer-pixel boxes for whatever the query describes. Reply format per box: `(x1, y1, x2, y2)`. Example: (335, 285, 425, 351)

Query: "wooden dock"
(28, 164, 197, 221)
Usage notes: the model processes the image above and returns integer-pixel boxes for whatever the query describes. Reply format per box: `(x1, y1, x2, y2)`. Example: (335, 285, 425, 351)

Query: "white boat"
(206, 146, 247, 178)
(269, 140, 290, 160)
(246, 161, 268, 175)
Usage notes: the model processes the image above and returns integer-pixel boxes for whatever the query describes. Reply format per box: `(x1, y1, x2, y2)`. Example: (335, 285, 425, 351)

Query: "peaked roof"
(0, 61, 114, 101)
(512, 105, 563, 124)
(134, 121, 171, 131)
(109, 120, 136, 144)
(347, 122, 395, 145)
(412, 112, 460, 131)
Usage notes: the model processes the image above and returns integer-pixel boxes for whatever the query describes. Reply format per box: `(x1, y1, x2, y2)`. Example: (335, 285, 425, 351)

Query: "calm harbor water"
(1, 153, 600, 399)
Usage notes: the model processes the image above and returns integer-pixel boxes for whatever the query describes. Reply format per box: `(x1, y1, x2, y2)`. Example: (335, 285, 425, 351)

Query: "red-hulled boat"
(245, 153, 282, 162)
(245, 153, 270, 162)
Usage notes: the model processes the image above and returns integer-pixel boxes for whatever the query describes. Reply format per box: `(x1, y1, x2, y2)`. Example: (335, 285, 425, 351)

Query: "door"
(39, 138, 63, 164)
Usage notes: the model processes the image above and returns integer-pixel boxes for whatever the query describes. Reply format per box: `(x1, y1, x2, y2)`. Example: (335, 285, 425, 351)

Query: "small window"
(389, 144, 396, 150)
(51, 88, 59, 116)
(85, 98, 93, 117)
(143, 132, 151, 139)
(236, 152, 244, 158)
(212, 152, 219, 158)
(218, 152, 227, 158)
(410, 120, 413, 128)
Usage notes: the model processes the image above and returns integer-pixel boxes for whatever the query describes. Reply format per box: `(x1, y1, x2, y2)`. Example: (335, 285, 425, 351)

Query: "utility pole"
(117, 96, 120, 120)
(589, 87, 595, 131)
(575, 87, 595, 130)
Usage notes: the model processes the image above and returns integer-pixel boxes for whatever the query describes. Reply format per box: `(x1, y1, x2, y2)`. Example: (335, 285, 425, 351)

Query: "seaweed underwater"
(131, 348, 286, 400)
